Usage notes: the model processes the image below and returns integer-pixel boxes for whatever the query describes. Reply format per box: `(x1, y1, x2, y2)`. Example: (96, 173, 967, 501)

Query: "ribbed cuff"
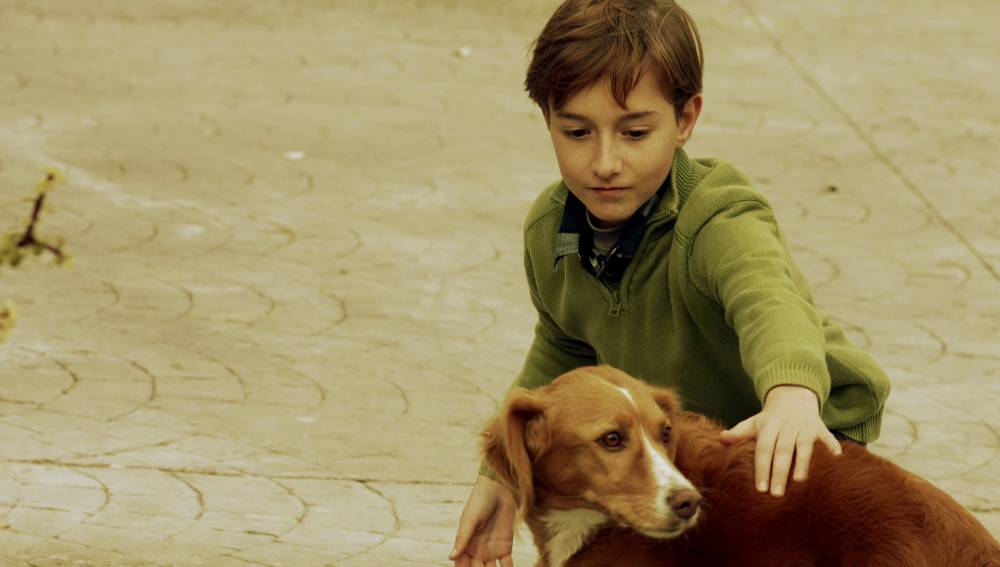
(754, 360, 830, 409)
(835, 412, 883, 444)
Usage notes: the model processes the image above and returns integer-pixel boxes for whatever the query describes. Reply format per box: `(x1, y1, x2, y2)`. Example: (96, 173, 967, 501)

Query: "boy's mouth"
(590, 187, 629, 199)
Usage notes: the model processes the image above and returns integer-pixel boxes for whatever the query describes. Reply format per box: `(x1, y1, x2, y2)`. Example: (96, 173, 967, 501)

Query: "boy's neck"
(586, 210, 630, 232)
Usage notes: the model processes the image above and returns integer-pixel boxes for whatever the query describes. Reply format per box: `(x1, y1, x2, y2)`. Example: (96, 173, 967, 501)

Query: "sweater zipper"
(594, 244, 623, 317)
(608, 289, 621, 316)
(592, 213, 676, 318)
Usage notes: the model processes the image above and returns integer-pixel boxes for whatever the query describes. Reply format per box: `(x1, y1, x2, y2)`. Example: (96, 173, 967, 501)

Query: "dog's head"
(482, 365, 702, 539)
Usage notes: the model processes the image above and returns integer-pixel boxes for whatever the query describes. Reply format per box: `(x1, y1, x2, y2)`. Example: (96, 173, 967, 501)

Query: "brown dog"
(482, 366, 1000, 567)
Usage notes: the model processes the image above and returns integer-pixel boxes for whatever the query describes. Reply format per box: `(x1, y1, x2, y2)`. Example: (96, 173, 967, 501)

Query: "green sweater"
(514, 148, 889, 443)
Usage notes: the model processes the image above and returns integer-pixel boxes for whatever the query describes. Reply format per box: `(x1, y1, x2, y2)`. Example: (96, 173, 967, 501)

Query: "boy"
(451, 1, 891, 565)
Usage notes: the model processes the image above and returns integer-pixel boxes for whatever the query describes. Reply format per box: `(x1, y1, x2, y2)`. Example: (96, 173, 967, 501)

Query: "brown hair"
(525, 0, 703, 119)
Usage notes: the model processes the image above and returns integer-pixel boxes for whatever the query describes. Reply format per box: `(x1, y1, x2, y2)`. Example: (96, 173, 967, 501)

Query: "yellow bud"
(0, 302, 17, 342)
(37, 166, 66, 194)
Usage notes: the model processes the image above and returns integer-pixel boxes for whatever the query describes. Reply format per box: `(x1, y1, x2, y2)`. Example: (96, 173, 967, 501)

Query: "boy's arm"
(515, 248, 597, 390)
(687, 197, 842, 497)
(480, 250, 596, 479)
(688, 198, 830, 406)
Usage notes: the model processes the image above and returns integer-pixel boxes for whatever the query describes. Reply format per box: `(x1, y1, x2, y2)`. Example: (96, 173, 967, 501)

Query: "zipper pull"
(608, 291, 621, 316)
(594, 243, 620, 279)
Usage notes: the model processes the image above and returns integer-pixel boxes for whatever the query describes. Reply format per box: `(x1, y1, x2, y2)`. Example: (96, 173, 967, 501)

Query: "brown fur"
(483, 366, 1000, 567)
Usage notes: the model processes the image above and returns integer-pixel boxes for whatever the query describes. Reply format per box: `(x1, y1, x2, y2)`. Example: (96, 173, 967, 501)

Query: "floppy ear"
(648, 384, 682, 417)
(481, 387, 547, 518)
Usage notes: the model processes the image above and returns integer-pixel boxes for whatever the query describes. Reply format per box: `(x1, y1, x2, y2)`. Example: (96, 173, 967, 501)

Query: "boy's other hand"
(718, 385, 842, 497)
(451, 474, 516, 567)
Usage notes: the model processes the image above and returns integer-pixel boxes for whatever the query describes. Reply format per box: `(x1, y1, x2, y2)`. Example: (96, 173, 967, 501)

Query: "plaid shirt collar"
(554, 175, 671, 288)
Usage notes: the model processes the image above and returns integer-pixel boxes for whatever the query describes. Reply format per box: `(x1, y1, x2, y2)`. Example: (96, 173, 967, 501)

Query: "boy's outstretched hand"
(451, 474, 517, 567)
(719, 385, 842, 497)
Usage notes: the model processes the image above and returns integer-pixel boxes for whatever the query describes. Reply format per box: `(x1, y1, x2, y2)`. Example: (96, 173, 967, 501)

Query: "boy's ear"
(647, 384, 682, 417)
(677, 94, 703, 146)
(481, 388, 548, 517)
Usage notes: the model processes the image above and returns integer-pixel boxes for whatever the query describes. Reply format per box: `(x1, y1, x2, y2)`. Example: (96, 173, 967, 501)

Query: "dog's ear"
(481, 387, 547, 518)
(648, 384, 682, 417)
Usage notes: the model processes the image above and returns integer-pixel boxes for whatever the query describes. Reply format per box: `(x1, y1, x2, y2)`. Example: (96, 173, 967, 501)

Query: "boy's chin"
(587, 207, 637, 229)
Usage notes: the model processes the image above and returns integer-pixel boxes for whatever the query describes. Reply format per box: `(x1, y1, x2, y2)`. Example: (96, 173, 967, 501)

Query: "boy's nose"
(593, 142, 623, 178)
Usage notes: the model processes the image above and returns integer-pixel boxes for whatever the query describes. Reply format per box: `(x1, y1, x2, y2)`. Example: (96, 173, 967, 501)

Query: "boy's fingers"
(769, 429, 797, 497)
(500, 554, 515, 567)
(754, 423, 779, 493)
(719, 416, 755, 443)
(450, 525, 472, 560)
(823, 431, 844, 456)
(792, 437, 814, 482)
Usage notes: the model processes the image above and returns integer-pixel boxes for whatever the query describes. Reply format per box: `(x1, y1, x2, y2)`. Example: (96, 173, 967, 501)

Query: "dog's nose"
(667, 488, 702, 520)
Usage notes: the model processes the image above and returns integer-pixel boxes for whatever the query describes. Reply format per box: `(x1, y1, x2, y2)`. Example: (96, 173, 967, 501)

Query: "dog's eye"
(661, 425, 672, 444)
(599, 432, 624, 450)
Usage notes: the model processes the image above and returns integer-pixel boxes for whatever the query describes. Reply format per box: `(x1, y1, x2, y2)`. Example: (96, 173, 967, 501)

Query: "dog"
(482, 365, 1000, 567)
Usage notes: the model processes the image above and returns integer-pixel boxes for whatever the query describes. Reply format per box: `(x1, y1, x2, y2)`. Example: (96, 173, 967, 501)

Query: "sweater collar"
(665, 146, 697, 217)
(644, 145, 696, 221)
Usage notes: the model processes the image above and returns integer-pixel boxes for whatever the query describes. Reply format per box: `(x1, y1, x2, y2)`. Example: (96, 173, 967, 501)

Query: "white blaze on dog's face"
(531, 367, 702, 538)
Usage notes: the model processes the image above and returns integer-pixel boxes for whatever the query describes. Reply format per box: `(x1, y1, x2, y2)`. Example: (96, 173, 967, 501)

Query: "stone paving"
(0, 0, 997, 565)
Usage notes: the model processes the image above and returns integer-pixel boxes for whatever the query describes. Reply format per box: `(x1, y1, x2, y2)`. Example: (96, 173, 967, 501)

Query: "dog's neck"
(531, 508, 608, 567)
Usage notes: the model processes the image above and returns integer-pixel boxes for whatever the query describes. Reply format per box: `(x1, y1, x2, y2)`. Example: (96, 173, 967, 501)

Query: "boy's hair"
(526, 0, 703, 119)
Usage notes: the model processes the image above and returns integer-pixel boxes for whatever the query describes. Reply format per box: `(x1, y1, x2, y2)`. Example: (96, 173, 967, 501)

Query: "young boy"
(451, 1, 891, 565)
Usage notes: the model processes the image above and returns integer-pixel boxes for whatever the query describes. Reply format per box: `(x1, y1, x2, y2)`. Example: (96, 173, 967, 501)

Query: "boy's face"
(546, 72, 701, 228)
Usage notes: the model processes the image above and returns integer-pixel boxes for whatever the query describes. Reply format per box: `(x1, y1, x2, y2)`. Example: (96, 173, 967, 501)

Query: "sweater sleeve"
(687, 198, 831, 408)
(514, 248, 597, 390)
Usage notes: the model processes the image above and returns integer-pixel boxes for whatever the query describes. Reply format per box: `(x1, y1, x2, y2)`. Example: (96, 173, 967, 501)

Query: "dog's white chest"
(541, 509, 607, 567)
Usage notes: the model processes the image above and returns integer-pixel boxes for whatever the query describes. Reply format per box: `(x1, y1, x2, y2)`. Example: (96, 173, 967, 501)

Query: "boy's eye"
(564, 128, 589, 139)
(625, 130, 649, 140)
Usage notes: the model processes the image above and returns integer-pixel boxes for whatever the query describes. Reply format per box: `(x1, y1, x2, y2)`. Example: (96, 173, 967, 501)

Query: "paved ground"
(0, 0, 998, 565)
